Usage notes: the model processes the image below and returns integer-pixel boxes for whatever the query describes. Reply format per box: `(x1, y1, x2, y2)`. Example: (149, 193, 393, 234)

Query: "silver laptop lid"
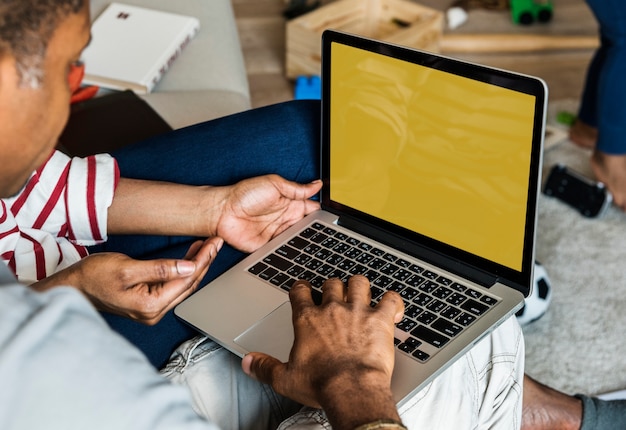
(320, 30, 547, 297)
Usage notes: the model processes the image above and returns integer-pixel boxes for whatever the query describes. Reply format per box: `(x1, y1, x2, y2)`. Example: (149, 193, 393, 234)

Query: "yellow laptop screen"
(329, 43, 536, 271)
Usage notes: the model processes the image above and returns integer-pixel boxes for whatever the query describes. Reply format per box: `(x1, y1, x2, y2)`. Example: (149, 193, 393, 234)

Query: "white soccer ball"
(516, 262, 552, 326)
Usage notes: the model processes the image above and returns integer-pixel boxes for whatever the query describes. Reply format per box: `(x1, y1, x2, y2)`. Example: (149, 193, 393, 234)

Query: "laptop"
(176, 29, 547, 407)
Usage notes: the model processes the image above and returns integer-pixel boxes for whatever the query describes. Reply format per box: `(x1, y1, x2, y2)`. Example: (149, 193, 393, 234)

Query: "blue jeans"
(91, 100, 321, 368)
(578, 0, 626, 155)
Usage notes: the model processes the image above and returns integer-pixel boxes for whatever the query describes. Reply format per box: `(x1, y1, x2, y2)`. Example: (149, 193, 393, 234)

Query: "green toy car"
(510, 0, 553, 25)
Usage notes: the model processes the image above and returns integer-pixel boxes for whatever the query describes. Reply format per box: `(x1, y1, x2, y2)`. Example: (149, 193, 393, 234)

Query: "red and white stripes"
(0, 150, 119, 284)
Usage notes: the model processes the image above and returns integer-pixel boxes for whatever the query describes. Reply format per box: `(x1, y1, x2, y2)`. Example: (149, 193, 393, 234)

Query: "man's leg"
(162, 336, 302, 430)
(397, 316, 525, 429)
(93, 100, 321, 368)
(230, 316, 523, 430)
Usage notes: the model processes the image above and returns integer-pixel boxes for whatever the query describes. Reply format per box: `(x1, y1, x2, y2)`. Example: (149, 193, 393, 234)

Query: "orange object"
(68, 62, 99, 104)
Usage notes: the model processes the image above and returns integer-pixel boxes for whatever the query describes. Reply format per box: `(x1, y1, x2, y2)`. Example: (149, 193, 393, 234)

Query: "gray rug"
(523, 100, 626, 396)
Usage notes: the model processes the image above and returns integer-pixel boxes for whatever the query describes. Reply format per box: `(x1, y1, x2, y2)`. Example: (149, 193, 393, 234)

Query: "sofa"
(89, 0, 251, 130)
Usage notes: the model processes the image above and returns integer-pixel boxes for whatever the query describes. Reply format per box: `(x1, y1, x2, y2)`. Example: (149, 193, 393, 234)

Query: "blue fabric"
(90, 99, 321, 368)
(578, 0, 626, 154)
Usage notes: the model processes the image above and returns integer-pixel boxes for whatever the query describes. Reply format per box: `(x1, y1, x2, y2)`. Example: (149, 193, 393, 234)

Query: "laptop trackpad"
(234, 302, 294, 363)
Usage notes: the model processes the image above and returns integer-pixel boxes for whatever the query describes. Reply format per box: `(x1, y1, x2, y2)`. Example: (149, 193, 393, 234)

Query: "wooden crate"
(285, 0, 444, 79)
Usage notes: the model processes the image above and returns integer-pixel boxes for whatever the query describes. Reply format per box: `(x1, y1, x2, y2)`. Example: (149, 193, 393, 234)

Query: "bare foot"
(590, 150, 626, 210)
(569, 119, 598, 149)
(522, 375, 582, 430)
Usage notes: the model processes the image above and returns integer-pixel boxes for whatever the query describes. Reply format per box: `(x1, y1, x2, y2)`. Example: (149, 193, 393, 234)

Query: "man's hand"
(242, 275, 404, 430)
(32, 237, 223, 325)
(216, 175, 322, 253)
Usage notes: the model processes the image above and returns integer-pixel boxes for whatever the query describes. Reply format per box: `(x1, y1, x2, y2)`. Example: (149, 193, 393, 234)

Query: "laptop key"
(300, 227, 317, 238)
(392, 268, 412, 282)
(423, 270, 438, 279)
(293, 254, 312, 265)
(431, 318, 463, 337)
(416, 310, 437, 325)
(413, 293, 433, 307)
(337, 259, 356, 271)
(259, 267, 278, 281)
(409, 264, 424, 274)
(455, 312, 477, 326)
(373, 275, 393, 288)
(356, 253, 374, 264)
(437, 276, 453, 286)
(396, 258, 411, 268)
(326, 253, 344, 265)
(316, 264, 334, 276)
(275, 245, 300, 260)
(412, 349, 430, 362)
(248, 262, 268, 275)
(410, 325, 450, 348)
(270, 272, 290, 286)
(420, 280, 438, 293)
(263, 254, 293, 271)
(465, 288, 482, 299)
(406, 274, 425, 288)
(314, 248, 333, 260)
(380, 263, 399, 276)
(288, 236, 309, 249)
(426, 299, 446, 313)
(368, 257, 386, 269)
(304, 259, 323, 271)
(441, 306, 462, 320)
(480, 295, 498, 306)
(321, 237, 339, 249)
(333, 243, 351, 253)
(346, 237, 360, 247)
(310, 232, 328, 244)
(446, 292, 467, 306)
(286, 265, 306, 277)
(358, 242, 373, 252)
(433, 286, 453, 299)
(405, 304, 423, 319)
(460, 298, 489, 316)
(310, 276, 326, 289)
(399, 342, 417, 354)
(383, 253, 397, 262)
(450, 282, 467, 292)
(397, 318, 417, 332)
(335, 232, 348, 241)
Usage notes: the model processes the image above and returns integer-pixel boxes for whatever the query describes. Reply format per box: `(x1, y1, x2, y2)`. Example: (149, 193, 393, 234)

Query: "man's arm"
(243, 276, 406, 430)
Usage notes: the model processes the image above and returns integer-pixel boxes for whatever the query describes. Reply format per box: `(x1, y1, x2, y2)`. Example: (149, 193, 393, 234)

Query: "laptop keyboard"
(247, 221, 499, 363)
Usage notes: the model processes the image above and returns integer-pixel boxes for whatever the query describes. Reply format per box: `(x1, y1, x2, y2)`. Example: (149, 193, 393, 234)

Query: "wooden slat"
(233, 0, 600, 107)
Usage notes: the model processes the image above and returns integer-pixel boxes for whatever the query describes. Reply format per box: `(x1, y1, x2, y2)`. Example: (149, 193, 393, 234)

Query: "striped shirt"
(1, 150, 119, 284)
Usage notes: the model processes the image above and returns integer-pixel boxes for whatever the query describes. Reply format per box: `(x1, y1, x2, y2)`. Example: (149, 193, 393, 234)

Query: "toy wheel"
(519, 11, 534, 25)
(537, 9, 552, 23)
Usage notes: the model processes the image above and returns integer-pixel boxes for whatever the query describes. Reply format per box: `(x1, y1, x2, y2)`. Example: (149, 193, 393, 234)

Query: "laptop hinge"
(337, 214, 498, 288)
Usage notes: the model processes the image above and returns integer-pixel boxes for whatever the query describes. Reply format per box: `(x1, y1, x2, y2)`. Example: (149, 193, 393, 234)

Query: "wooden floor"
(232, 0, 599, 109)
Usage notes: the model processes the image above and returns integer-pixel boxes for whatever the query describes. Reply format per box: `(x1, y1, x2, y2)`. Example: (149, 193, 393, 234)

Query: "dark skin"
(0, 3, 405, 429)
(243, 276, 405, 429)
(521, 374, 583, 430)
